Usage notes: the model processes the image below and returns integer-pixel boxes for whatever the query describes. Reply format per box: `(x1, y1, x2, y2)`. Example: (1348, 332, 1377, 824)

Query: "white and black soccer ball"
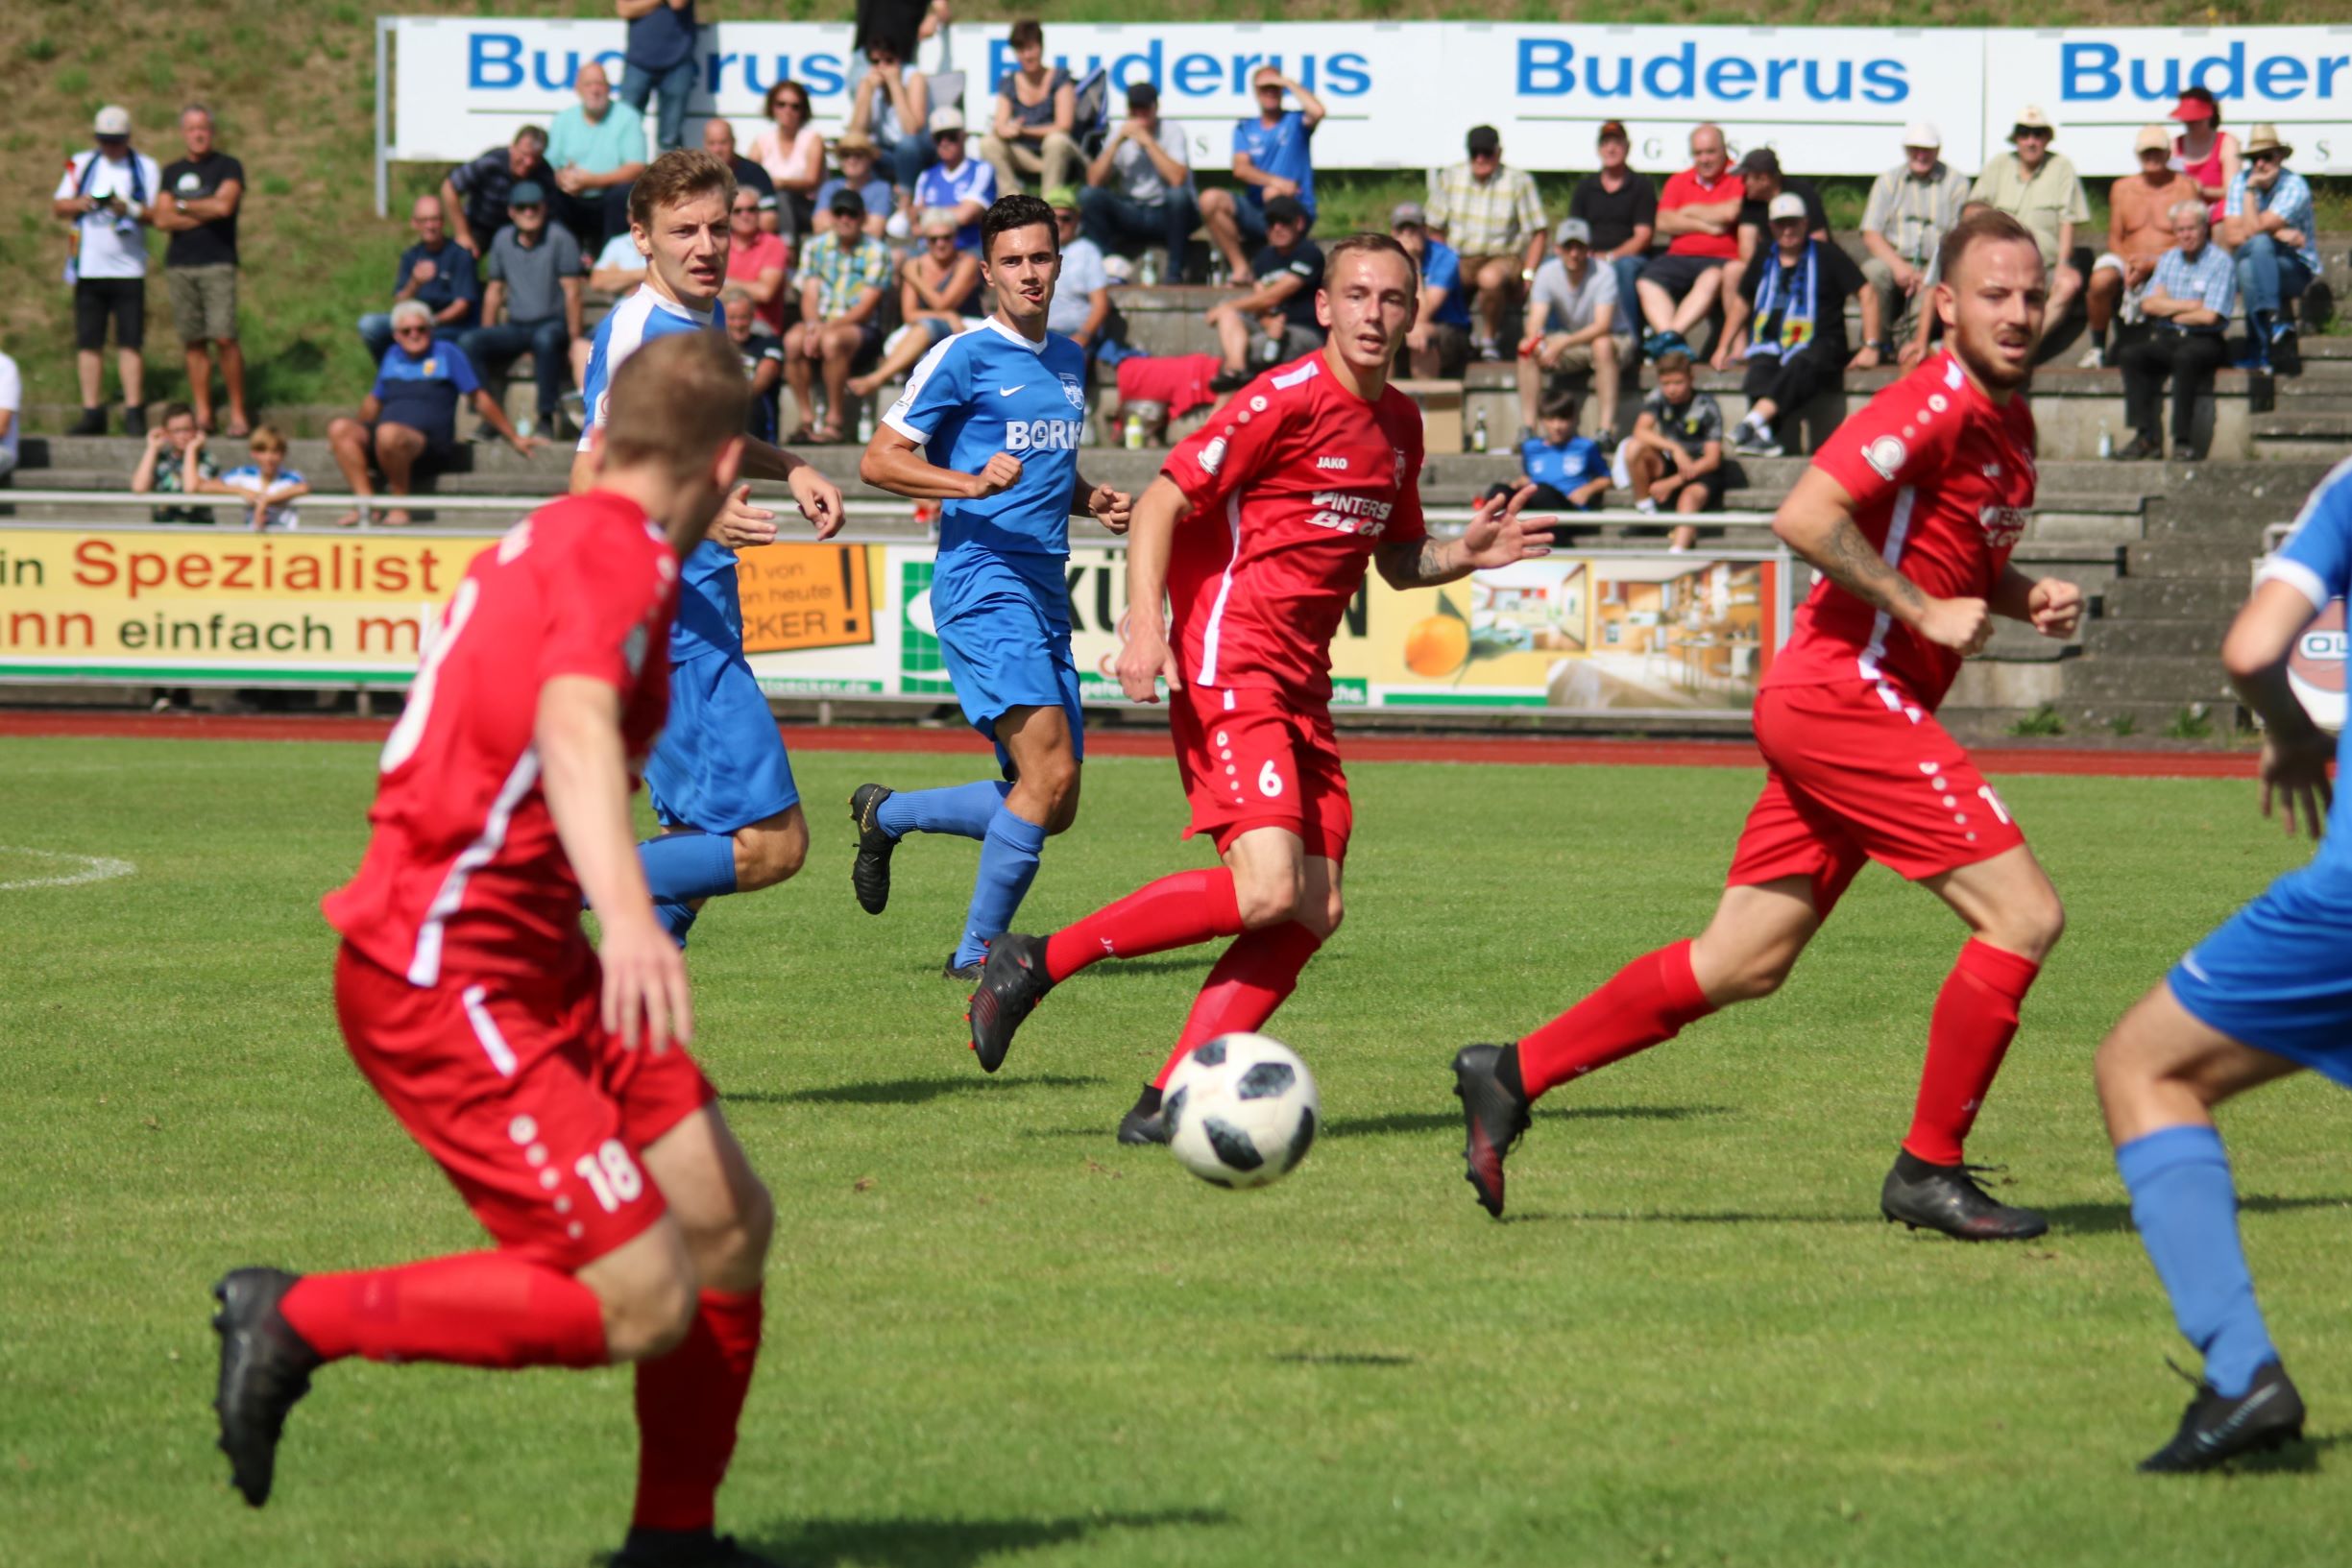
(1162, 1032, 1319, 1189)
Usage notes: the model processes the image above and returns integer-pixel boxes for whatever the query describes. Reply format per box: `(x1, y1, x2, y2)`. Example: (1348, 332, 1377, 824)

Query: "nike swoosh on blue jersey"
(998, 384, 1024, 396)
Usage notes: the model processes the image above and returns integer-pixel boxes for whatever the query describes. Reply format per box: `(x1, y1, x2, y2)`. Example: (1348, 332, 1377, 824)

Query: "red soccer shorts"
(1726, 681, 2025, 916)
(1171, 683, 1353, 860)
(332, 943, 715, 1272)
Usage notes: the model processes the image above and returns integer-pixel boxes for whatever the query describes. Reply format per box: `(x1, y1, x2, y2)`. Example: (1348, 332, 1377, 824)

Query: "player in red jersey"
(1451, 208, 2086, 1237)
(963, 232, 1553, 1141)
(210, 334, 786, 1568)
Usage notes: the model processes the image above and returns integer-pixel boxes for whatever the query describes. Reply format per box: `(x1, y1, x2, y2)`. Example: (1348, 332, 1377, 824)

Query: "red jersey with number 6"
(1159, 352, 1427, 704)
(322, 492, 679, 988)
(1761, 350, 2037, 712)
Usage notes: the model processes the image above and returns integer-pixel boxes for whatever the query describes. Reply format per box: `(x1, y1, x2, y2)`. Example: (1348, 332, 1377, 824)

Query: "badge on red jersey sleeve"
(539, 518, 679, 690)
(1162, 374, 1299, 516)
(1811, 356, 1970, 513)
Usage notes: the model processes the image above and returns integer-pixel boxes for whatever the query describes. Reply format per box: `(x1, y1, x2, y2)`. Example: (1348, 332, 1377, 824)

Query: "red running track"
(0, 711, 2261, 778)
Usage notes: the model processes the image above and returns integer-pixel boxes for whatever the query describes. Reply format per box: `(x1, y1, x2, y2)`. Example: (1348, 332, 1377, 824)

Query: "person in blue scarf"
(1711, 192, 1884, 457)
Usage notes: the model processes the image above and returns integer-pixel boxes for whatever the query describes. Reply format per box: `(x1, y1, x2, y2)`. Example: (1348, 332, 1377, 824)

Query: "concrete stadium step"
(2060, 652, 2237, 703)
(2124, 536, 2268, 579)
(2251, 409, 2352, 459)
(2078, 615, 2226, 660)
(2100, 576, 2251, 620)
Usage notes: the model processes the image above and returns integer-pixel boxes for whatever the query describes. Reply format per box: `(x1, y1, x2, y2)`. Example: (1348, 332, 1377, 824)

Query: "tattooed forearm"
(1376, 537, 1467, 591)
(1808, 516, 1928, 621)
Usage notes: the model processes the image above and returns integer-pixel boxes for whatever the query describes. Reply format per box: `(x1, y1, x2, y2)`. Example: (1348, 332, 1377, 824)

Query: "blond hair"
(602, 332, 749, 475)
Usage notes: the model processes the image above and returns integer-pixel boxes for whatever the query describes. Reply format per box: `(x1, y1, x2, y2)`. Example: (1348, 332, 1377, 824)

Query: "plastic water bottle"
(2097, 422, 2113, 459)
(1139, 249, 1162, 287)
(1471, 409, 1490, 454)
(857, 404, 876, 445)
(1124, 411, 1145, 449)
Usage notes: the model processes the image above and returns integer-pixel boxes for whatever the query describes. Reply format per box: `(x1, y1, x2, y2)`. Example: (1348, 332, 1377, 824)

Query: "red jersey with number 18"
(1159, 353, 1427, 704)
(322, 492, 679, 988)
(1761, 350, 2037, 712)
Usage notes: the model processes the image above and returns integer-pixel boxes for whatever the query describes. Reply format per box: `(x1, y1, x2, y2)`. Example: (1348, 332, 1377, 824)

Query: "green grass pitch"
(4, 735, 2347, 1567)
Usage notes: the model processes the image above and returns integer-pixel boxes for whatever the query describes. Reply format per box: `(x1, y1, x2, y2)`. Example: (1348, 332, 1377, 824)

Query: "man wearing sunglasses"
(1968, 106, 2089, 352)
(461, 181, 586, 441)
(327, 301, 541, 527)
(2219, 126, 2316, 376)
(1199, 65, 1324, 286)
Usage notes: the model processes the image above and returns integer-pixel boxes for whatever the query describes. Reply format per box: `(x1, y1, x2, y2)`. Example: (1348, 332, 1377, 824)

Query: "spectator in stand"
(0, 347, 16, 482)
(915, 109, 997, 252)
(1205, 194, 1322, 384)
(1969, 106, 2088, 350)
(1723, 147, 1826, 311)
(589, 228, 650, 292)
(2171, 87, 2242, 220)
(847, 37, 934, 199)
(982, 19, 1081, 196)
(1045, 186, 1113, 352)
(784, 190, 891, 441)
(815, 133, 897, 240)
(1517, 218, 1630, 441)
(848, 209, 984, 399)
(722, 287, 787, 444)
(1860, 122, 1970, 370)
(2115, 201, 2236, 462)
(1616, 348, 1723, 551)
(155, 105, 249, 439)
(854, 0, 949, 61)
(722, 182, 791, 336)
(194, 424, 308, 532)
(2082, 126, 2202, 368)
(54, 106, 162, 437)
(1713, 192, 1883, 459)
(131, 402, 218, 521)
(1637, 124, 1741, 352)
(460, 181, 586, 440)
(1079, 82, 1196, 277)
(547, 62, 649, 253)
(1502, 390, 1612, 516)
(1199, 65, 1324, 284)
(616, 0, 700, 156)
(702, 117, 780, 236)
(358, 196, 480, 363)
(1569, 122, 1657, 331)
(1391, 203, 1471, 379)
(2221, 125, 2318, 376)
(748, 80, 826, 234)
(327, 301, 540, 527)
(442, 127, 549, 256)
(1425, 125, 1548, 362)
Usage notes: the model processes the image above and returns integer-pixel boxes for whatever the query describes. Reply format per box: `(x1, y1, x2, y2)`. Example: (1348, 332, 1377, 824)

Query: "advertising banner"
(381, 16, 2352, 183)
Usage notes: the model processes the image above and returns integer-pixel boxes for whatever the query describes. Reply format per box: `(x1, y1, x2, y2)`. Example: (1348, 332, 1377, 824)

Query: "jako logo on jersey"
(1863, 434, 1906, 480)
(1316, 455, 1349, 470)
(1006, 420, 1086, 451)
(1307, 491, 1394, 536)
(1200, 437, 1228, 474)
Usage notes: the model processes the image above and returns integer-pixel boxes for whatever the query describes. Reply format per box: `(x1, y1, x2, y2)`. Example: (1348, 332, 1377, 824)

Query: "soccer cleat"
(1879, 1157, 2048, 1241)
(2140, 1360, 2305, 1473)
(966, 931, 1051, 1073)
(1452, 1044, 1532, 1218)
(610, 1527, 788, 1567)
(1117, 1084, 1171, 1146)
(848, 783, 897, 915)
(942, 953, 983, 982)
(211, 1267, 322, 1508)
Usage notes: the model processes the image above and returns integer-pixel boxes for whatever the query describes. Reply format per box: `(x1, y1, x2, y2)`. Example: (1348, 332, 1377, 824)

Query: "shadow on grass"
(2039, 1193, 2352, 1238)
(1331, 1103, 1733, 1139)
(1270, 1350, 1415, 1367)
(742, 1508, 1230, 1567)
(726, 1073, 1105, 1107)
(1499, 1207, 1873, 1226)
(2230, 1430, 2348, 1475)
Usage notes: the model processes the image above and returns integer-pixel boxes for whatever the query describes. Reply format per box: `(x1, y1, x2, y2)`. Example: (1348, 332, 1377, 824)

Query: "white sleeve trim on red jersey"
(407, 747, 544, 987)
(1194, 493, 1246, 688)
(460, 984, 520, 1077)
(1854, 484, 1918, 688)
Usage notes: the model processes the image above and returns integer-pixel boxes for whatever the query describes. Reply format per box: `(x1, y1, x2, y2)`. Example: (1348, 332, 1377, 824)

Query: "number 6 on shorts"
(1258, 759, 1287, 799)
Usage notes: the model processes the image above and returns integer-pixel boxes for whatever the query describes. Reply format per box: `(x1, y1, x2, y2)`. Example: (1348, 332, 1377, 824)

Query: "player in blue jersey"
(2090, 459, 2352, 1472)
(570, 150, 845, 948)
(852, 193, 1133, 979)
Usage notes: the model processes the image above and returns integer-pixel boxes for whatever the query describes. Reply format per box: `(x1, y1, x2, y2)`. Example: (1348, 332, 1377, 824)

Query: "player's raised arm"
(2222, 577, 2337, 837)
(860, 423, 1021, 500)
(1990, 563, 2083, 639)
(1773, 466, 1989, 656)
(1373, 482, 1551, 591)
(1115, 477, 1189, 702)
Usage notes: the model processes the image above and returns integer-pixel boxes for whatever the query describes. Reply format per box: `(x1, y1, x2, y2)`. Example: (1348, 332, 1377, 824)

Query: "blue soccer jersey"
(1520, 434, 1610, 507)
(578, 286, 740, 664)
(2253, 457, 2352, 878)
(1232, 110, 1316, 217)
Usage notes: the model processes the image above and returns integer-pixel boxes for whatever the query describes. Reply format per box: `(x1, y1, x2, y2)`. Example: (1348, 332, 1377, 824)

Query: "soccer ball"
(1162, 1032, 1320, 1189)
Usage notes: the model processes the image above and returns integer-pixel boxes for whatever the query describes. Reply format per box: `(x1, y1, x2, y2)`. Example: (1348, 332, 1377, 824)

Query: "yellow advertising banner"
(736, 542, 877, 655)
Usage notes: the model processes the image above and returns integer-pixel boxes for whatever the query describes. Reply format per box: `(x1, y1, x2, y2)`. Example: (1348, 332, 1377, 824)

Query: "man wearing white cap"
(1970, 106, 2089, 350)
(52, 106, 162, 436)
(2219, 125, 2318, 376)
(914, 107, 998, 253)
(1859, 122, 1968, 363)
(1714, 191, 1880, 458)
(2082, 127, 2200, 368)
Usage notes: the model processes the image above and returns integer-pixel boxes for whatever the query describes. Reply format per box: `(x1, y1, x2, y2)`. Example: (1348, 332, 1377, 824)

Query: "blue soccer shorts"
(2170, 863, 2352, 1087)
(645, 650, 800, 833)
(934, 562, 1085, 772)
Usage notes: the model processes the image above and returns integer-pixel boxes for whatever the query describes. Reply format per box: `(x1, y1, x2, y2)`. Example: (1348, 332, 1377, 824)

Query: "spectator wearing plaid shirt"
(2219, 125, 2317, 376)
(2115, 202, 2236, 463)
(1858, 121, 1969, 363)
(785, 188, 893, 440)
(1426, 125, 1548, 361)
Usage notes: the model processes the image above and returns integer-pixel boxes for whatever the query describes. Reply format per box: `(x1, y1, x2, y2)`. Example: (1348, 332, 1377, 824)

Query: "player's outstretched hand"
(710, 483, 780, 549)
(2027, 577, 2084, 640)
(1462, 482, 1554, 568)
(2260, 727, 2336, 840)
(971, 452, 1023, 498)
(789, 463, 846, 540)
(1116, 620, 1179, 704)
(600, 914, 693, 1053)
(1916, 594, 1993, 657)
(1089, 483, 1133, 534)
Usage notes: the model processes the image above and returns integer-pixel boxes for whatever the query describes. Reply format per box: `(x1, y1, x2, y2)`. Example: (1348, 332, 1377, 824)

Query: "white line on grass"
(0, 847, 136, 891)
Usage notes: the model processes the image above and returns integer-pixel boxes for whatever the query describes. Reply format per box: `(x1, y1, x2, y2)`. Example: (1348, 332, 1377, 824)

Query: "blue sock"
(637, 832, 738, 952)
(2117, 1124, 2277, 1397)
(953, 805, 1048, 969)
(876, 780, 1009, 841)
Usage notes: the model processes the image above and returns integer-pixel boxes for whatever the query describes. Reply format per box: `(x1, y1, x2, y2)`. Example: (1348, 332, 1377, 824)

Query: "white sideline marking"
(0, 847, 136, 891)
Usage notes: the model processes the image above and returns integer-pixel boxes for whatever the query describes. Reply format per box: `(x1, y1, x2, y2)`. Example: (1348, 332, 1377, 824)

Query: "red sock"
(1516, 939, 1714, 1100)
(1903, 939, 2041, 1166)
(632, 1287, 764, 1532)
(1150, 922, 1323, 1088)
(278, 1251, 607, 1369)
(1044, 869, 1243, 981)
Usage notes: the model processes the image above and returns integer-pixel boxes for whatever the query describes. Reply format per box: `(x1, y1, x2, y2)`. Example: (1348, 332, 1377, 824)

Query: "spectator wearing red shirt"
(723, 183, 790, 335)
(1637, 124, 1742, 348)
